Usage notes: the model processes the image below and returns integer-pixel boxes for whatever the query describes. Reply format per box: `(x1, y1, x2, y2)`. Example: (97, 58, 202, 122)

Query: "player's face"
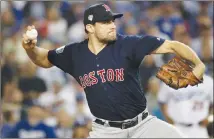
(94, 19, 117, 43)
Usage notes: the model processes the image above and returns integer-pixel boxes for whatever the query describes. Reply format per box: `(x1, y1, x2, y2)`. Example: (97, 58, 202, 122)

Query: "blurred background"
(1, 0, 213, 138)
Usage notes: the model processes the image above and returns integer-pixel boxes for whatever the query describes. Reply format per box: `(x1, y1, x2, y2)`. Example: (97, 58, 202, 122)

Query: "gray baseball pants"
(89, 113, 186, 138)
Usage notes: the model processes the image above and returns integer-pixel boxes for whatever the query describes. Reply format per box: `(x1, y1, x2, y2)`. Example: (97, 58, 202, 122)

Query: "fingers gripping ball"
(156, 56, 203, 90)
(26, 29, 38, 40)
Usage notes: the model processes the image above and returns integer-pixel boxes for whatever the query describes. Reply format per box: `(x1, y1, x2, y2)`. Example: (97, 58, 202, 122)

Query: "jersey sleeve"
(204, 75, 214, 104)
(48, 44, 72, 73)
(121, 35, 165, 67)
(157, 83, 171, 104)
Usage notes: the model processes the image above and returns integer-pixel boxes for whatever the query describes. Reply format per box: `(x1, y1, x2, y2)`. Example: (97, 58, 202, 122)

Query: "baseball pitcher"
(22, 3, 205, 138)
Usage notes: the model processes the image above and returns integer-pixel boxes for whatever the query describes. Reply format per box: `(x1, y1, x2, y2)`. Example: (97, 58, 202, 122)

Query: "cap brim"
(113, 13, 123, 19)
(94, 13, 123, 23)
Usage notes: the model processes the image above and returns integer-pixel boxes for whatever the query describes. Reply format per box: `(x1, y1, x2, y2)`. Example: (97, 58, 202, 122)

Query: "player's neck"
(88, 37, 107, 55)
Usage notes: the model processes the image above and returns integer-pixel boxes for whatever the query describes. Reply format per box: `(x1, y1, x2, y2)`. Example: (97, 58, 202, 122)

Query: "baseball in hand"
(26, 29, 38, 40)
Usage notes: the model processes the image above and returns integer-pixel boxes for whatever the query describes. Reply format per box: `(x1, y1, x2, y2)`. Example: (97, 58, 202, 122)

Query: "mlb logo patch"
(56, 45, 65, 54)
(88, 15, 93, 21)
(102, 4, 111, 11)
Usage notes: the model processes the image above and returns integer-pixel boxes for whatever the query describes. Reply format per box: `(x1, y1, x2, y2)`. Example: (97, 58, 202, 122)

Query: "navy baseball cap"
(84, 3, 123, 25)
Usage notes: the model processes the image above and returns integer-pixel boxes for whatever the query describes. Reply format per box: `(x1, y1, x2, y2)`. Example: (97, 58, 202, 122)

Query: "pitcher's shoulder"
(116, 33, 147, 42)
(64, 39, 87, 50)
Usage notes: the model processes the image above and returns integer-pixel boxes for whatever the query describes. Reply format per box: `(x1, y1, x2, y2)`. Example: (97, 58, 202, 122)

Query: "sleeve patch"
(56, 45, 66, 54)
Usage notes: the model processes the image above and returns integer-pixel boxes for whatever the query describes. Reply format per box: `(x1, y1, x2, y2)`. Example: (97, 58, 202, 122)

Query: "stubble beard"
(97, 33, 117, 44)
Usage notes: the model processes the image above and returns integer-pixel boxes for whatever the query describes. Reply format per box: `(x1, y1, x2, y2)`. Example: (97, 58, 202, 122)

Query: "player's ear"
(86, 24, 94, 34)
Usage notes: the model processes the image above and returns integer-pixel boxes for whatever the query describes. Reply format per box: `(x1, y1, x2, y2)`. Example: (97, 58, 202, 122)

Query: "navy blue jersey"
(48, 34, 165, 121)
(7, 120, 56, 138)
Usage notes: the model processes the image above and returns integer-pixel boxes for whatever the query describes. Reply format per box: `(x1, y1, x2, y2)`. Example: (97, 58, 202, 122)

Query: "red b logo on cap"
(102, 4, 111, 11)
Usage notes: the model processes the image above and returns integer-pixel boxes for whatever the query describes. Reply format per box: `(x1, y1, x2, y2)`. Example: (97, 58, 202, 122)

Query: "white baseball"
(26, 29, 38, 40)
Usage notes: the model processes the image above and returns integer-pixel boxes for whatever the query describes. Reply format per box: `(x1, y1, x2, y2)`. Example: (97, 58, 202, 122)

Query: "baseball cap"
(83, 3, 123, 25)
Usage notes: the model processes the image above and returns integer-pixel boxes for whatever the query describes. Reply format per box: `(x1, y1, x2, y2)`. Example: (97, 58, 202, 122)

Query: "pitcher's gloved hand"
(156, 56, 203, 90)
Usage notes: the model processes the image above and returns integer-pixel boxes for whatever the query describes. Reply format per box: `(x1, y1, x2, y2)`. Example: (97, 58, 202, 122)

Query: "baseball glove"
(156, 56, 203, 90)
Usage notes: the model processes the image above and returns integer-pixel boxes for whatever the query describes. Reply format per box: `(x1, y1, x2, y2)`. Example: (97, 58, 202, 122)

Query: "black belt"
(178, 123, 193, 127)
(94, 112, 149, 129)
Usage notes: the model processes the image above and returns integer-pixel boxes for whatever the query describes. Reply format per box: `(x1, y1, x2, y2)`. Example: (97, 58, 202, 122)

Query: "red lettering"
(102, 4, 111, 11)
(80, 68, 125, 88)
(83, 74, 91, 86)
(107, 69, 114, 82)
(115, 68, 124, 82)
(89, 71, 98, 85)
(97, 69, 106, 83)
(79, 76, 86, 88)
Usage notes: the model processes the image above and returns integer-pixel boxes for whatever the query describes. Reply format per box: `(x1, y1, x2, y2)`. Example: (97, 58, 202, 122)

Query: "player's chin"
(108, 34, 117, 41)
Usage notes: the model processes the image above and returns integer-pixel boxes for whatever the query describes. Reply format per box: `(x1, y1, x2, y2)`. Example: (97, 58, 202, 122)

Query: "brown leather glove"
(156, 56, 203, 90)
(199, 118, 209, 127)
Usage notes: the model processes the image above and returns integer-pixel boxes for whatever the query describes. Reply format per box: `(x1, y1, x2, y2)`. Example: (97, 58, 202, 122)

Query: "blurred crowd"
(1, 1, 213, 138)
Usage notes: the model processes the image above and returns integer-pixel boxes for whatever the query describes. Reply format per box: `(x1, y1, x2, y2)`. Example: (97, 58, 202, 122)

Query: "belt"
(94, 112, 149, 129)
(178, 123, 193, 127)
